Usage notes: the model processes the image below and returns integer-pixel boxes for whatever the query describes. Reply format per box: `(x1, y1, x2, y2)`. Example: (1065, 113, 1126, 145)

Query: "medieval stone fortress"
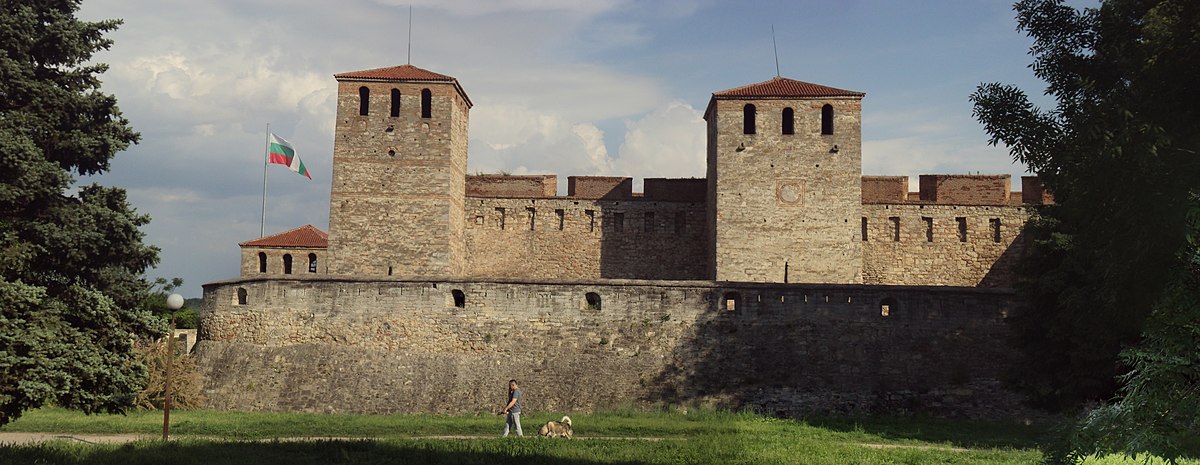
(198, 64, 1049, 417)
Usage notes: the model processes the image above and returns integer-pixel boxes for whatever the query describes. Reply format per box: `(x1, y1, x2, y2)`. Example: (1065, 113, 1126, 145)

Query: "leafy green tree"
(972, 0, 1200, 460)
(0, 0, 163, 425)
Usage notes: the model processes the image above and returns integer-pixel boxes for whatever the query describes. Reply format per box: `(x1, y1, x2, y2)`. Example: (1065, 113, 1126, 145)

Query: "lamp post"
(162, 293, 184, 441)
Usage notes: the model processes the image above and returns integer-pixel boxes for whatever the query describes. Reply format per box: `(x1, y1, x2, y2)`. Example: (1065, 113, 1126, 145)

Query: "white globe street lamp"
(163, 293, 184, 441)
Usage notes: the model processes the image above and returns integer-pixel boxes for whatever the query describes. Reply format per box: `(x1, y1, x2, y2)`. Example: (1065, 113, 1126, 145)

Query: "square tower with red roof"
(326, 65, 473, 277)
(705, 77, 865, 283)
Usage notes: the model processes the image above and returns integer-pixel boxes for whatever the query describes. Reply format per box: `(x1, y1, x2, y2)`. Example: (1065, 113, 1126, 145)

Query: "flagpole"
(261, 124, 270, 238)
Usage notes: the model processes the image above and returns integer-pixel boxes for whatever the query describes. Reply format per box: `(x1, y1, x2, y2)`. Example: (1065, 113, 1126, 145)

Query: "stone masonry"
(205, 64, 1053, 418)
(199, 276, 1022, 418)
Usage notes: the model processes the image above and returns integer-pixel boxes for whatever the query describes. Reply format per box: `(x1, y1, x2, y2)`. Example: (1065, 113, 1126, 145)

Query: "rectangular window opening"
(923, 217, 934, 242)
(990, 218, 1002, 243)
(613, 212, 624, 233)
(956, 217, 968, 242)
(555, 209, 565, 231)
(527, 207, 536, 231)
(861, 217, 868, 241)
(586, 210, 595, 232)
(496, 207, 506, 230)
(889, 216, 900, 241)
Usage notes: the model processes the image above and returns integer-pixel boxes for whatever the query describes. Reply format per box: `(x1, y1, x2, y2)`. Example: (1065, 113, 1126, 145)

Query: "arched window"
(308, 253, 318, 273)
(421, 88, 432, 118)
(257, 252, 266, 273)
(452, 289, 465, 308)
(585, 292, 601, 311)
(821, 104, 834, 135)
(390, 89, 401, 117)
(236, 287, 248, 306)
(283, 254, 293, 274)
(782, 108, 794, 135)
(743, 104, 756, 135)
(358, 86, 370, 116)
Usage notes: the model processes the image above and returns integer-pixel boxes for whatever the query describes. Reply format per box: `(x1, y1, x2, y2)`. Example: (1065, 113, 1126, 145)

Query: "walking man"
(501, 379, 523, 437)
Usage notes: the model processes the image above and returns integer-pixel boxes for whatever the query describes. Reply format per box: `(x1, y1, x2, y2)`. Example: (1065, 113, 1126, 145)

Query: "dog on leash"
(538, 416, 573, 438)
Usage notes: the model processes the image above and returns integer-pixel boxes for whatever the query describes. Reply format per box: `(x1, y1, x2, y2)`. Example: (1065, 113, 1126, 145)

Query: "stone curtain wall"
(463, 197, 708, 280)
(196, 276, 1023, 418)
(861, 205, 1030, 287)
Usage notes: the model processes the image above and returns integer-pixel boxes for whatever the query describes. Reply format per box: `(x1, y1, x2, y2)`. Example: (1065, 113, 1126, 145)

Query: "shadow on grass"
(799, 415, 1050, 450)
(0, 438, 681, 465)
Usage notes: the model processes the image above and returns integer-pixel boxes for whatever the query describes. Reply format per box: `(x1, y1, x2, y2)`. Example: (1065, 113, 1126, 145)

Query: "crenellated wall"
(463, 196, 708, 280)
(197, 276, 1025, 418)
(861, 204, 1029, 287)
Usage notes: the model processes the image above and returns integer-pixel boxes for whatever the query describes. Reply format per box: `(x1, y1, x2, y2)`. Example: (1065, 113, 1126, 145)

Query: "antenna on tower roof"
(771, 24, 781, 78)
(407, 5, 413, 65)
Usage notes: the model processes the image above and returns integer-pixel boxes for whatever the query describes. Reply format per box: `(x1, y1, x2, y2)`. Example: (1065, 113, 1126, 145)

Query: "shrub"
(133, 339, 206, 410)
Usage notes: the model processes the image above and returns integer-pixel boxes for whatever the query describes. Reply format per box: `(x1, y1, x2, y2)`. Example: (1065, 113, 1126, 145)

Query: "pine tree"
(0, 0, 163, 425)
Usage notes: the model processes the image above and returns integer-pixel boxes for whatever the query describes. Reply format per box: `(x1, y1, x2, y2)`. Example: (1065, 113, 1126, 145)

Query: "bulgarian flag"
(268, 133, 311, 179)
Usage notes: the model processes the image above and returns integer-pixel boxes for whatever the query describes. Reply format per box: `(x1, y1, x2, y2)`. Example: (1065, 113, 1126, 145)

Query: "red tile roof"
(334, 64, 456, 82)
(334, 64, 473, 108)
(239, 224, 328, 248)
(713, 77, 864, 99)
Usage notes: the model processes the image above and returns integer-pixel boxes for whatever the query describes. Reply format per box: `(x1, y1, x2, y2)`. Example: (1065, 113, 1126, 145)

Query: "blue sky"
(76, 0, 1070, 297)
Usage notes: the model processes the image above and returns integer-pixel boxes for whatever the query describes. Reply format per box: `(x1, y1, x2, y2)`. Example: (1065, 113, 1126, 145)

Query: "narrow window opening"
(613, 212, 624, 233)
(527, 207, 536, 231)
(743, 104, 756, 135)
(496, 207, 506, 230)
(555, 209, 564, 230)
(257, 252, 266, 273)
(861, 217, 868, 241)
(923, 217, 934, 242)
(782, 107, 794, 135)
(889, 216, 901, 241)
(957, 217, 968, 242)
(420, 88, 432, 118)
(282, 254, 293, 274)
(674, 211, 685, 234)
(723, 292, 741, 312)
(390, 89, 401, 117)
(358, 86, 370, 116)
(585, 292, 602, 311)
(821, 104, 834, 135)
(990, 218, 1002, 242)
(236, 287, 248, 306)
(452, 289, 465, 308)
(644, 212, 654, 233)
(308, 253, 317, 273)
(586, 210, 595, 232)
(387, 266, 393, 276)
(880, 297, 898, 317)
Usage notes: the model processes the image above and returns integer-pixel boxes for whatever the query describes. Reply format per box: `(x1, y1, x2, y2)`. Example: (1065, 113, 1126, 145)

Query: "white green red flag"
(268, 133, 311, 179)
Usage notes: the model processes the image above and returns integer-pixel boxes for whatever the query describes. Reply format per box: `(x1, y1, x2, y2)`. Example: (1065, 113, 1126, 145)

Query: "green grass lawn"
(0, 408, 1191, 465)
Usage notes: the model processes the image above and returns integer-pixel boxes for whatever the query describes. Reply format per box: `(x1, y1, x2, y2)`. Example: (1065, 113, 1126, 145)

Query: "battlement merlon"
(862, 175, 1055, 206)
(465, 175, 708, 203)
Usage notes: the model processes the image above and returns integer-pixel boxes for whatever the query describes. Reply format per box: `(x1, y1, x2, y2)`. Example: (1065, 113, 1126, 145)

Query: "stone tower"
(326, 65, 472, 277)
(704, 77, 865, 283)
